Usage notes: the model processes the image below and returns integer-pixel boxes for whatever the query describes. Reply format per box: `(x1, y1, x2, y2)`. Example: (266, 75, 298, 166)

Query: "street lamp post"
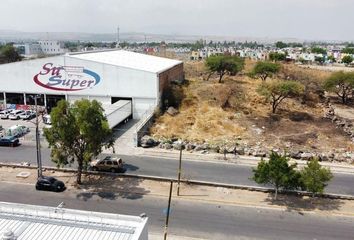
(34, 95, 42, 178)
(177, 147, 182, 196)
(163, 181, 173, 240)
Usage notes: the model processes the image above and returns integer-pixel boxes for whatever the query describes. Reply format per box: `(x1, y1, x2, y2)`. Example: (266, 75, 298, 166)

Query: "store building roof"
(68, 50, 182, 73)
(0, 201, 148, 240)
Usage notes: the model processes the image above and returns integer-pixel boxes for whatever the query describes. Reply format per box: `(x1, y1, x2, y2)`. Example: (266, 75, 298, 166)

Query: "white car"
(9, 110, 24, 120)
(43, 114, 52, 125)
(20, 110, 36, 120)
(7, 125, 29, 137)
(0, 109, 14, 119)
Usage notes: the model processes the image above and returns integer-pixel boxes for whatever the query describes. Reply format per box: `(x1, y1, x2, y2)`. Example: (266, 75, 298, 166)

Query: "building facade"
(0, 50, 184, 124)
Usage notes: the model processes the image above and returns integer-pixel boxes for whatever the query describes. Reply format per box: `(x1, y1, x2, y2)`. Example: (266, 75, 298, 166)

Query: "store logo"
(33, 63, 100, 91)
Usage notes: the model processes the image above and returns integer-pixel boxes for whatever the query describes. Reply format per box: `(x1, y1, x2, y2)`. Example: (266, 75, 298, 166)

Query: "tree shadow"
(265, 193, 343, 212)
(76, 175, 150, 201)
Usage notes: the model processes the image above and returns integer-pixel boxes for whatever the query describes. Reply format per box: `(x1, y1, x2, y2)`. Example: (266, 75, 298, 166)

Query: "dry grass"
(150, 60, 354, 151)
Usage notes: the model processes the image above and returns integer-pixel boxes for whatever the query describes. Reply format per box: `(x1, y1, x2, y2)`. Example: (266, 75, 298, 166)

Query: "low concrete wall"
(134, 109, 155, 147)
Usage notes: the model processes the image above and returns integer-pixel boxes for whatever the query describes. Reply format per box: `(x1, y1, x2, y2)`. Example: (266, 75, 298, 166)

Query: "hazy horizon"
(1, 0, 353, 41)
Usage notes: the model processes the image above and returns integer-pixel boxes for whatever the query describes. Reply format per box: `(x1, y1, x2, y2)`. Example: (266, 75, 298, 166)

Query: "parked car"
(35, 176, 66, 192)
(89, 156, 125, 173)
(43, 114, 51, 125)
(9, 110, 24, 120)
(20, 110, 36, 120)
(0, 136, 19, 147)
(0, 109, 14, 119)
(7, 125, 29, 137)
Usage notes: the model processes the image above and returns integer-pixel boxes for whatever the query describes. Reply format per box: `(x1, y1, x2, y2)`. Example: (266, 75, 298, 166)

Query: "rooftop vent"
(1, 229, 16, 240)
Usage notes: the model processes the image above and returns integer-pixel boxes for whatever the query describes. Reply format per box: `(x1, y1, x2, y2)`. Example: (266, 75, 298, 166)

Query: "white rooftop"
(0, 202, 148, 240)
(68, 50, 182, 73)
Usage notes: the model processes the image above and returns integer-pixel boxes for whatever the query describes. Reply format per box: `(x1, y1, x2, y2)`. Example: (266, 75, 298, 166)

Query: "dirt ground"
(1, 166, 353, 217)
(150, 60, 354, 152)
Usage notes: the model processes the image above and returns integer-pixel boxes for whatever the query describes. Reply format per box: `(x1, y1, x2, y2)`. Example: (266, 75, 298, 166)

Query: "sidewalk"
(104, 144, 354, 174)
(1, 166, 353, 219)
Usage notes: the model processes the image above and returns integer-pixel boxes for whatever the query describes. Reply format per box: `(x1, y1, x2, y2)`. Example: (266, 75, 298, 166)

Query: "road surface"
(0, 182, 353, 240)
(1, 142, 354, 195)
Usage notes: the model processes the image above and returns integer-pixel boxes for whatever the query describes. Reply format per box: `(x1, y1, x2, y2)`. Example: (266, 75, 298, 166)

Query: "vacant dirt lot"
(150, 60, 354, 152)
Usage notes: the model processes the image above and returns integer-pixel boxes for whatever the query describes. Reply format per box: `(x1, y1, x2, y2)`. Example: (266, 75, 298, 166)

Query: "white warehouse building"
(0, 201, 148, 240)
(0, 50, 184, 127)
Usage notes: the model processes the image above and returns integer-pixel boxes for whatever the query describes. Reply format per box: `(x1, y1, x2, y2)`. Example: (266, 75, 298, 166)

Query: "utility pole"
(177, 147, 182, 196)
(163, 181, 173, 240)
(34, 95, 42, 178)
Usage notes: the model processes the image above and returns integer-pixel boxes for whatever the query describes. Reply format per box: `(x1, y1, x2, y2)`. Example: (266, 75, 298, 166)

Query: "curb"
(1, 162, 354, 201)
(135, 150, 354, 174)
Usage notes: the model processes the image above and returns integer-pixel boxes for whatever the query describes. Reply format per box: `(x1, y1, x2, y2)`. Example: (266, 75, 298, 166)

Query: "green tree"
(341, 47, 354, 55)
(327, 55, 336, 63)
(44, 99, 113, 184)
(289, 42, 303, 48)
(252, 152, 301, 199)
(252, 61, 280, 81)
(275, 41, 288, 49)
(342, 55, 353, 66)
(269, 52, 286, 62)
(0, 45, 22, 63)
(257, 80, 304, 113)
(300, 159, 333, 197)
(311, 47, 327, 55)
(314, 56, 325, 65)
(205, 55, 244, 83)
(323, 71, 354, 104)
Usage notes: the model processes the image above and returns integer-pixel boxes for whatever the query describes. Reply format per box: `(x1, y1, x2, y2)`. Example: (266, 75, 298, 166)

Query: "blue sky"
(1, 0, 353, 41)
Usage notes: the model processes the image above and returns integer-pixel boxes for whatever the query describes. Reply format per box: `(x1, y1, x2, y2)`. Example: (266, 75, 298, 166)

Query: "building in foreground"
(0, 50, 183, 127)
(0, 201, 148, 240)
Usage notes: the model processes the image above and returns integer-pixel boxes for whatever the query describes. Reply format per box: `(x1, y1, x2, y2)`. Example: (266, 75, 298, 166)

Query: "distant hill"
(0, 30, 309, 43)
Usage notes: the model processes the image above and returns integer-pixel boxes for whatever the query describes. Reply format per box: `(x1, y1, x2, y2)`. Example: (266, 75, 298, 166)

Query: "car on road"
(9, 110, 24, 120)
(0, 136, 20, 147)
(20, 110, 36, 120)
(35, 176, 66, 192)
(0, 109, 14, 119)
(89, 156, 125, 173)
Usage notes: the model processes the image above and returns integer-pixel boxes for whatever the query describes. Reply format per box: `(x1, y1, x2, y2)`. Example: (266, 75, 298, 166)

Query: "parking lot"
(0, 117, 48, 142)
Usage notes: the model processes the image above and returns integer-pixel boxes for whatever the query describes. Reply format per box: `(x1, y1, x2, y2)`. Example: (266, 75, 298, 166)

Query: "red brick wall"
(158, 63, 184, 95)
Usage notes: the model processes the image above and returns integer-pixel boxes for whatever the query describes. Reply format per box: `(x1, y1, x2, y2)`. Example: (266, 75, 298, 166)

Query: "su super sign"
(33, 63, 101, 91)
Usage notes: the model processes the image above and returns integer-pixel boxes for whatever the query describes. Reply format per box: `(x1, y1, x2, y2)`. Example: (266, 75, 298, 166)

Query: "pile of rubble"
(139, 135, 354, 164)
(324, 104, 354, 142)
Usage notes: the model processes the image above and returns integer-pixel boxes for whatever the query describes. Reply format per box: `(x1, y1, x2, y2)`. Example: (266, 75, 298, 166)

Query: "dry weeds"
(150, 60, 354, 151)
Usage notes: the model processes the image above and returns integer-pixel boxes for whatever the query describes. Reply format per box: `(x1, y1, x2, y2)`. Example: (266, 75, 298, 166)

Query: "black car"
(35, 176, 66, 192)
(0, 136, 19, 147)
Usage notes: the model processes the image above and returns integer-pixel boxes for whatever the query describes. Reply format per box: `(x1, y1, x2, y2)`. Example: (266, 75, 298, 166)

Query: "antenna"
(116, 26, 120, 48)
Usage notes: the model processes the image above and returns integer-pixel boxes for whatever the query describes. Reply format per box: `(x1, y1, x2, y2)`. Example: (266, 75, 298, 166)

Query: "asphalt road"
(0, 182, 353, 240)
(1, 142, 354, 195)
